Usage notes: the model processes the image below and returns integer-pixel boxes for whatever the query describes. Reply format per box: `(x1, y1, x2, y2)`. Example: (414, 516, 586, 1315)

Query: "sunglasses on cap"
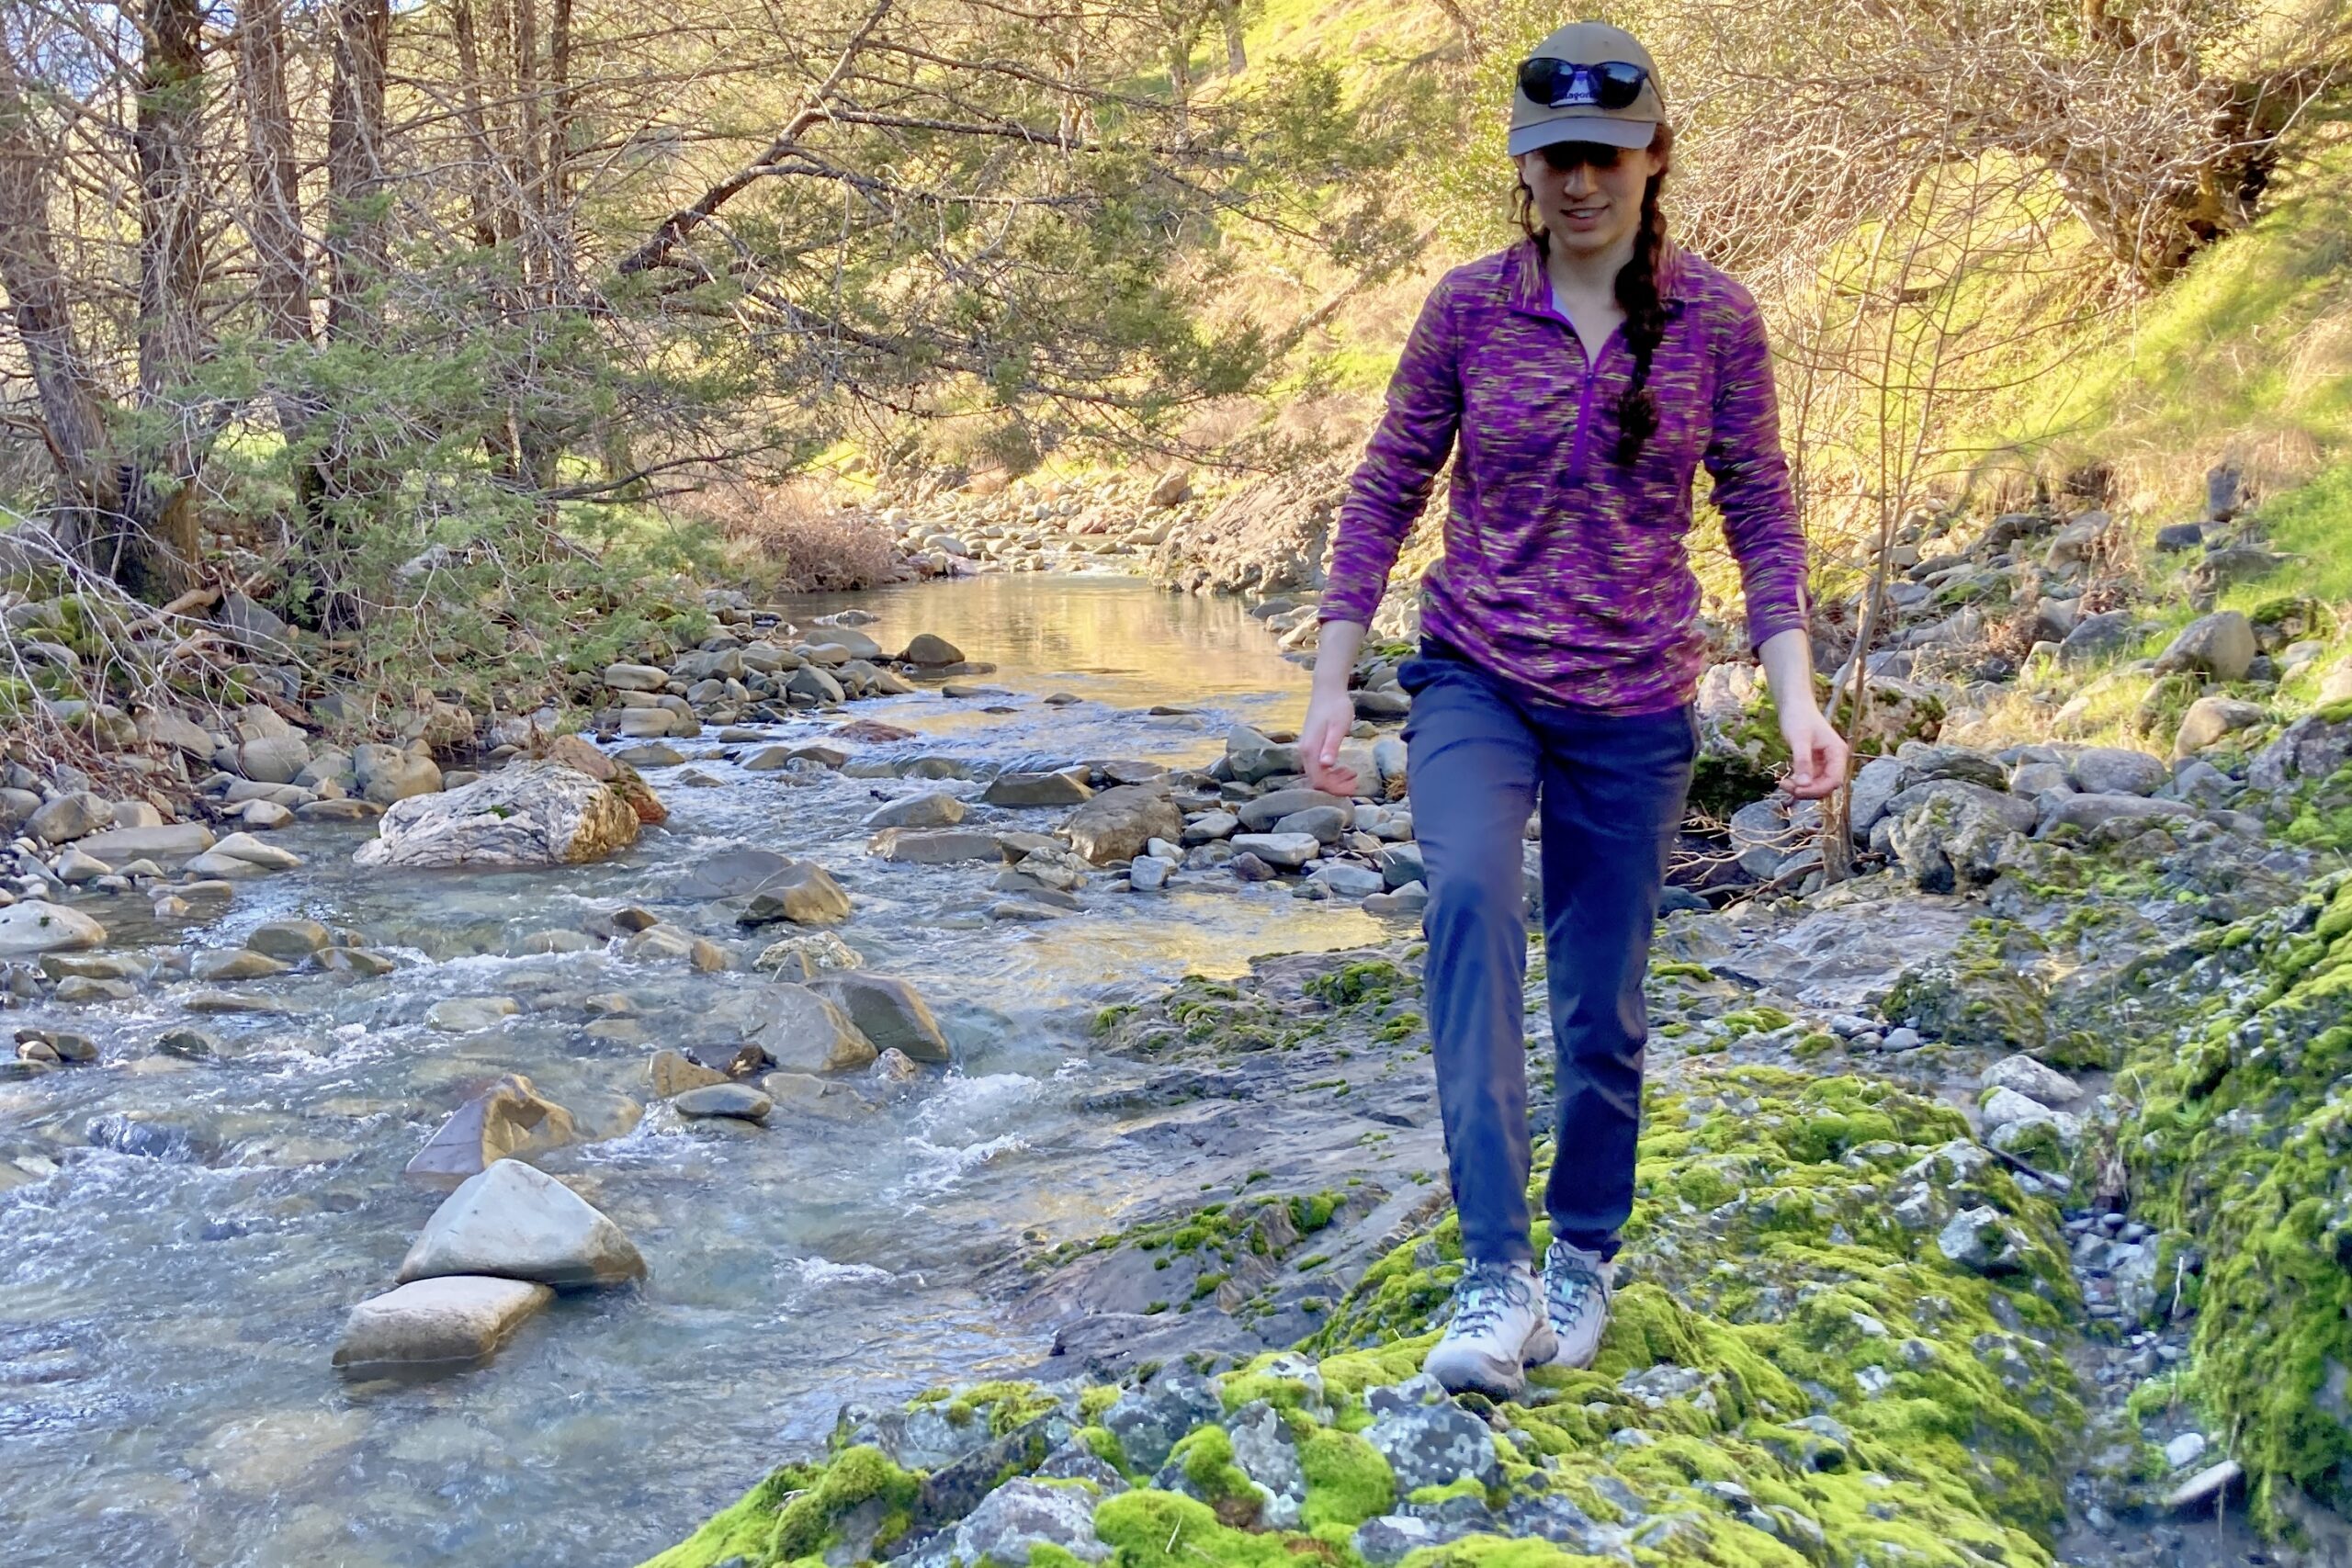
(1516, 57, 1649, 111)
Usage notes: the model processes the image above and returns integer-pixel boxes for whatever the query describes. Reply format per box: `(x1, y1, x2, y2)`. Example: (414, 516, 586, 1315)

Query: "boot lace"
(1447, 1261, 1535, 1338)
(1544, 1242, 1607, 1333)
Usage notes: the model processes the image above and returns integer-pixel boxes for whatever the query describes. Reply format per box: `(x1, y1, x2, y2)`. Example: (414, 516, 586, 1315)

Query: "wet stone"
(807, 973, 952, 1064)
(673, 1083, 774, 1122)
(735, 862, 853, 927)
(399, 1158, 645, 1288)
(245, 919, 332, 959)
(649, 1048, 729, 1099)
(870, 829, 1001, 864)
(982, 771, 1092, 807)
(404, 1073, 575, 1187)
(193, 948, 289, 983)
(332, 1276, 552, 1375)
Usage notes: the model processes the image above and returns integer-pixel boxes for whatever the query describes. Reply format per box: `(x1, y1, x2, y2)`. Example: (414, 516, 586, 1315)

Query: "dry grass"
(687, 482, 899, 593)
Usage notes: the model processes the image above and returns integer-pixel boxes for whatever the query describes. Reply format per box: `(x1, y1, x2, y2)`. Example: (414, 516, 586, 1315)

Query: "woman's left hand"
(1778, 703, 1850, 801)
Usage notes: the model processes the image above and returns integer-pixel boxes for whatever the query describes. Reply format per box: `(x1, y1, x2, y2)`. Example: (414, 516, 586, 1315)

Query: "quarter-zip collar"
(1506, 236, 1690, 319)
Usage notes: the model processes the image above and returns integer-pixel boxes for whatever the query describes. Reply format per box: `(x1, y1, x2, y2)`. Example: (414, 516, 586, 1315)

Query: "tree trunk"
(0, 55, 123, 553)
(122, 0, 209, 601)
(327, 0, 390, 340)
(1214, 0, 1245, 75)
(235, 0, 313, 348)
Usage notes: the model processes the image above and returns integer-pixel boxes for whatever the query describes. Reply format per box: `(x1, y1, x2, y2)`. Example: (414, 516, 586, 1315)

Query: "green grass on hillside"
(1999, 137, 2352, 525)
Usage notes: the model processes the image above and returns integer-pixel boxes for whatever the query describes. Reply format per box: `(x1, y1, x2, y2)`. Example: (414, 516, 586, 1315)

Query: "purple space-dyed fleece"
(1320, 238, 1810, 716)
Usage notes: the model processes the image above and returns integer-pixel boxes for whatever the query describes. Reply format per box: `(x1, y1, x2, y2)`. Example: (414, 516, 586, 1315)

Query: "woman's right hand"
(1299, 682, 1361, 795)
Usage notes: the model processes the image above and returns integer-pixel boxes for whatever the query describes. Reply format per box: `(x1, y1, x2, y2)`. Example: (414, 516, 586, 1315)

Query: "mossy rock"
(2119, 874, 2352, 1528)
(1881, 959, 2049, 1054)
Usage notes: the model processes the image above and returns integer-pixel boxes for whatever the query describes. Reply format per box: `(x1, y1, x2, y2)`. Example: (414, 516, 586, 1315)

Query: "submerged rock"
(355, 760, 644, 868)
(398, 1158, 644, 1287)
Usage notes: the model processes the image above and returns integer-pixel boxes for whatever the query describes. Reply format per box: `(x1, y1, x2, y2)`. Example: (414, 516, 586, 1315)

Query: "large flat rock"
(0, 901, 107, 957)
(331, 1276, 552, 1373)
(74, 822, 216, 865)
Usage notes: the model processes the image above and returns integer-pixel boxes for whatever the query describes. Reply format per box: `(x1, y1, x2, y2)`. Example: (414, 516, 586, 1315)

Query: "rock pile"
(334, 1158, 643, 1375)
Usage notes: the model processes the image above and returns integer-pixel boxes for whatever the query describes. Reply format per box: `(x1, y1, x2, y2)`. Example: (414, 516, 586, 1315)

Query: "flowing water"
(0, 575, 1385, 1568)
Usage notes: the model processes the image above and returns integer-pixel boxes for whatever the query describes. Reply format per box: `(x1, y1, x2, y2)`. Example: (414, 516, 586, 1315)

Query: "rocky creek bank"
(639, 687, 2352, 1568)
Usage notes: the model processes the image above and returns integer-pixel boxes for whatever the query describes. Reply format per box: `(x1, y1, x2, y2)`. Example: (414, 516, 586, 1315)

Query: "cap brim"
(1507, 116, 1658, 155)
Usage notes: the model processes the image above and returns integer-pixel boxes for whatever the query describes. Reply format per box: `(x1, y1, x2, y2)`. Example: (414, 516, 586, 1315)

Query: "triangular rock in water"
(404, 1073, 576, 1187)
(398, 1158, 645, 1287)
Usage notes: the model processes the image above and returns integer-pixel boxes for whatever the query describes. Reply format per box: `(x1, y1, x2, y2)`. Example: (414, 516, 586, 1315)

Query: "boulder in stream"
(1062, 785, 1182, 865)
(398, 1158, 645, 1287)
(75, 822, 214, 865)
(355, 760, 643, 868)
(405, 1072, 577, 1187)
(808, 973, 952, 1064)
(899, 632, 966, 668)
(0, 902, 107, 957)
(869, 828, 1001, 864)
(649, 1047, 730, 1098)
(673, 1082, 774, 1122)
(707, 983, 877, 1074)
(187, 832, 304, 877)
(864, 791, 967, 831)
(984, 771, 1092, 807)
(332, 1275, 553, 1375)
(736, 862, 854, 927)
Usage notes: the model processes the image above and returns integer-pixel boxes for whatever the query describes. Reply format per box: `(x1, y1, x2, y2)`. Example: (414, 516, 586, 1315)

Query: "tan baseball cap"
(1508, 21, 1667, 155)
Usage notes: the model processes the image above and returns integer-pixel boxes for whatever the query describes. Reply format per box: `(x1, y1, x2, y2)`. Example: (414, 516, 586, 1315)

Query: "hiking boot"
(1422, 1259, 1556, 1399)
(1538, 1239, 1614, 1370)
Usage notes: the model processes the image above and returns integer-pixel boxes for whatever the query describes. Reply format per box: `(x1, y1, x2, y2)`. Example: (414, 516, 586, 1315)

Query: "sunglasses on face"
(1534, 141, 1627, 172)
(1517, 57, 1649, 111)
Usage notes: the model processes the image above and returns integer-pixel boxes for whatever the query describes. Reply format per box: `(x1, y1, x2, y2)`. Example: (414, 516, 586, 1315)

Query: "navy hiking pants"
(1397, 640, 1696, 1265)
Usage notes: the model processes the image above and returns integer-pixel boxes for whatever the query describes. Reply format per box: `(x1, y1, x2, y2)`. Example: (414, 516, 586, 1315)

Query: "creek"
(0, 575, 1387, 1568)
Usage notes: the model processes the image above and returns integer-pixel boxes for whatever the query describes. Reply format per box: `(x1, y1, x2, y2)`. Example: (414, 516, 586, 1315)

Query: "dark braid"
(1611, 165, 1669, 466)
(1612, 123, 1674, 465)
(1512, 124, 1677, 468)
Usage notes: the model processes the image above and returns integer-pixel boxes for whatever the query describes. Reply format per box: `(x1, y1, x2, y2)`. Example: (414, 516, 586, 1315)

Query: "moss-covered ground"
(641, 1068, 2082, 1568)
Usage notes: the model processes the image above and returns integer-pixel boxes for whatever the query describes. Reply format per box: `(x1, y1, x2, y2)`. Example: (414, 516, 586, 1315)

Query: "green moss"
(639, 1461, 815, 1568)
(2118, 874, 2352, 1527)
(1091, 1489, 1299, 1568)
(1164, 1426, 1268, 1524)
(1305, 960, 1407, 1010)
(1297, 1427, 1395, 1530)
(651, 993, 2096, 1568)
(1289, 1192, 1340, 1233)
(1077, 1424, 1128, 1472)
(766, 1446, 919, 1563)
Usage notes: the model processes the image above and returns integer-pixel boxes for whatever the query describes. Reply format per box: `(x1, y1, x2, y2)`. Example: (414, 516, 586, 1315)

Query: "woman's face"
(1518, 142, 1663, 258)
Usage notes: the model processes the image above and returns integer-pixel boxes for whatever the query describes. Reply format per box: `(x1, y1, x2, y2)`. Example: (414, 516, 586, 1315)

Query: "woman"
(1297, 20, 1847, 1400)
